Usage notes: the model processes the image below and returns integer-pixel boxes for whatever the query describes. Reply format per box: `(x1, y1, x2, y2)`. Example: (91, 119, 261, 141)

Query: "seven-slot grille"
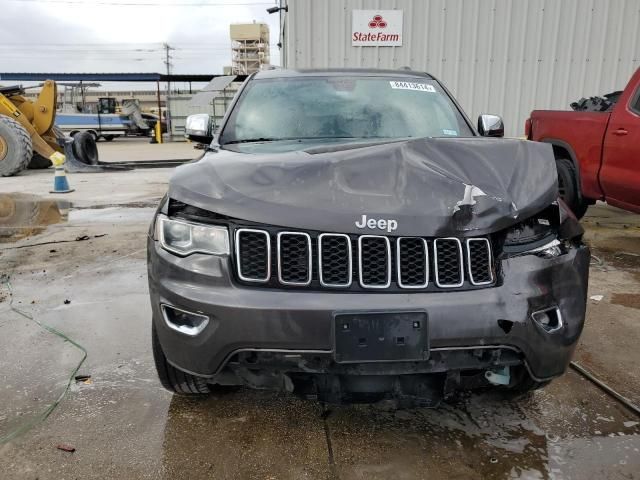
(234, 228, 494, 291)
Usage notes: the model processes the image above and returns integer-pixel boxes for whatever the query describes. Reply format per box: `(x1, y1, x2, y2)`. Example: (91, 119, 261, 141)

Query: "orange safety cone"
(49, 152, 74, 194)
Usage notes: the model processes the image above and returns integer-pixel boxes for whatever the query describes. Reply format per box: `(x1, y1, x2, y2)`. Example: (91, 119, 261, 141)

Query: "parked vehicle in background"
(527, 68, 640, 218)
(56, 85, 155, 141)
(148, 69, 589, 406)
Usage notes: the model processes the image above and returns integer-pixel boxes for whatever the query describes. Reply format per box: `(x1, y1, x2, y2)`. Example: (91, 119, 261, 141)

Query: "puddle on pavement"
(0, 193, 156, 243)
(0, 193, 70, 243)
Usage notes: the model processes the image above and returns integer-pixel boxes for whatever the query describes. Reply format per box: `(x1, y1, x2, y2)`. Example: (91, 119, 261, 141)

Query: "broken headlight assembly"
(501, 201, 578, 259)
(155, 214, 229, 256)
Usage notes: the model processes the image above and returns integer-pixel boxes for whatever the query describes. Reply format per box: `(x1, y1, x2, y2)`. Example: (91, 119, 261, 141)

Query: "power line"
(0, 42, 164, 47)
(0, 47, 234, 53)
(0, 45, 275, 51)
(7, 0, 275, 6)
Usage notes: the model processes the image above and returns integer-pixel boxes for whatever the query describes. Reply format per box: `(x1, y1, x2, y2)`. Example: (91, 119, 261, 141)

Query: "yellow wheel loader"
(0, 80, 124, 176)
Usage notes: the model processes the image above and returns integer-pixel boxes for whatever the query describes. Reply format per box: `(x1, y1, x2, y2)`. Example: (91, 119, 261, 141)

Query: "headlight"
(502, 204, 563, 258)
(156, 215, 229, 256)
(504, 216, 554, 247)
(522, 238, 563, 259)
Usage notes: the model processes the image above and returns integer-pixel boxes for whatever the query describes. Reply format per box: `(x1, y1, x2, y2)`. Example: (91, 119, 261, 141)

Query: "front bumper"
(148, 236, 590, 382)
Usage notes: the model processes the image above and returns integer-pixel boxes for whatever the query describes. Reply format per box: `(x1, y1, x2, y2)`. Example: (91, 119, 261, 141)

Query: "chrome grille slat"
(318, 233, 352, 287)
(234, 227, 493, 291)
(235, 228, 271, 283)
(277, 232, 312, 286)
(396, 237, 429, 289)
(358, 235, 391, 289)
(433, 238, 464, 288)
(467, 238, 494, 285)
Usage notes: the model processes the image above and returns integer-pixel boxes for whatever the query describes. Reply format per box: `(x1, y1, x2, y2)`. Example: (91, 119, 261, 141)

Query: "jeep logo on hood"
(355, 215, 398, 233)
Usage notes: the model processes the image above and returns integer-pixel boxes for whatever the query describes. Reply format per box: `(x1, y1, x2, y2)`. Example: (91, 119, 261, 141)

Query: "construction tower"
(230, 22, 270, 74)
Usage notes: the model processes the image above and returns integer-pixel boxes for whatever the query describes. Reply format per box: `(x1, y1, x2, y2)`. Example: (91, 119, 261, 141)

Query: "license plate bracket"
(333, 311, 429, 363)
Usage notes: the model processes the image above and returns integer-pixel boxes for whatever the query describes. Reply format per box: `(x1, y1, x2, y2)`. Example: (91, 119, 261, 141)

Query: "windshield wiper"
(222, 136, 410, 146)
(223, 137, 290, 145)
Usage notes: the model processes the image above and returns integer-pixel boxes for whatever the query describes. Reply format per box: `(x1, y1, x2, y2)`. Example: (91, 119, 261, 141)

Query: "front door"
(600, 72, 640, 212)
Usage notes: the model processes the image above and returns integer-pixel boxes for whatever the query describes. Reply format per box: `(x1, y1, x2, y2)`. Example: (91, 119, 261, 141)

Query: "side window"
(632, 87, 640, 115)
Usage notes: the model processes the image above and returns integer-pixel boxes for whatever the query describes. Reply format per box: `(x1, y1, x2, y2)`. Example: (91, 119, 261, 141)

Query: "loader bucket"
(59, 132, 131, 173)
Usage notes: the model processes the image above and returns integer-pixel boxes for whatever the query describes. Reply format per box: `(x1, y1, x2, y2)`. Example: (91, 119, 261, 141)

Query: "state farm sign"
(352, 10, 403, 47)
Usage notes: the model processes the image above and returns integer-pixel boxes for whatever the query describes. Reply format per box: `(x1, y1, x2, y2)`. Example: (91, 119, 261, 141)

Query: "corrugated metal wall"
(284, 0, 640, 136)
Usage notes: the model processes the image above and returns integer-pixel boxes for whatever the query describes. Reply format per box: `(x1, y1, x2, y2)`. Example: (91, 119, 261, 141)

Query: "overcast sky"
(0, 0, 281, 89)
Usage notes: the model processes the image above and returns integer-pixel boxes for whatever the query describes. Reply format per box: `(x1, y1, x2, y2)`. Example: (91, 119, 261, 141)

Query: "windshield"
(220, 76, 474, 146)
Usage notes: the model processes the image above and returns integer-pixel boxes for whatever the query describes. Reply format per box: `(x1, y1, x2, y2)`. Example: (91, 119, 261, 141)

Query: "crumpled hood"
(168, 137, 557, 236)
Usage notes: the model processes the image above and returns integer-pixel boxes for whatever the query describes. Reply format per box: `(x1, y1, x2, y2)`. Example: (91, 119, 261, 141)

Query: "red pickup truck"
(527, 68, 640, 218)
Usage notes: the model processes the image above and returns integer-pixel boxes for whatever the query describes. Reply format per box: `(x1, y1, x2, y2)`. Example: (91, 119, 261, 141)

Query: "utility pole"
(163, 43, 175, 139)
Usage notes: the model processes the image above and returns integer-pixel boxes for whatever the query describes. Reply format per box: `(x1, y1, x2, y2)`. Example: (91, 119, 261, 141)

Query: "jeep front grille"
(234, 228, 494, 291)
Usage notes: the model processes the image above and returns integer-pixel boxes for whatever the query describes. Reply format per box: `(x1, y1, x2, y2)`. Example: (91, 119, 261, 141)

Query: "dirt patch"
(611, 293, 640, 310)
(585, 231, 640, 253)
(586, 229, 640, 272)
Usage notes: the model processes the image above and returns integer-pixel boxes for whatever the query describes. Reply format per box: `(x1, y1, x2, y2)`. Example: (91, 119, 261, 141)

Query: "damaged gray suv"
(148, 69, 589, 406)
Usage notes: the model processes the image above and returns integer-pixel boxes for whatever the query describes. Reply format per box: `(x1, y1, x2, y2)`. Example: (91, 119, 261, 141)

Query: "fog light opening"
(161, 304, 209, 336)
(531, 306, 563, 333)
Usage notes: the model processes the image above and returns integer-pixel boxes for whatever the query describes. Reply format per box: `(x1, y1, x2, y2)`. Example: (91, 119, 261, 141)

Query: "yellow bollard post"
(155, 120, 163, 144)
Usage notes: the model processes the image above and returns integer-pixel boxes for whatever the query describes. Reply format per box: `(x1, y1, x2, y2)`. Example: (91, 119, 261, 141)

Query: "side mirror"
(185, 113, 214, 144)
(478, 114, 504, 137)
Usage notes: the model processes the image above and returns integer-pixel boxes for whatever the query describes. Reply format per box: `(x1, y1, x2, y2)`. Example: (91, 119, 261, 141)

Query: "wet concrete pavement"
(1, 169, 639, 479)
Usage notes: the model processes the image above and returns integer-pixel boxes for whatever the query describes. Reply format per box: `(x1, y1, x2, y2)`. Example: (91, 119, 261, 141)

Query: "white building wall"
(283, 0, 640, 136)
(168, 86, 239, 136)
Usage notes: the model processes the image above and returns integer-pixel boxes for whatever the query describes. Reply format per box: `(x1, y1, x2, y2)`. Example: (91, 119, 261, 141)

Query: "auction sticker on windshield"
(389, 81, 436, 92)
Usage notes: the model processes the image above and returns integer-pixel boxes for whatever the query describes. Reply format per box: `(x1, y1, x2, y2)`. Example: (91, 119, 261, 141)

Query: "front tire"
(556, 158, 589, 219)
(0, 116, 33, 176)
(152, 322, 211, 395)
